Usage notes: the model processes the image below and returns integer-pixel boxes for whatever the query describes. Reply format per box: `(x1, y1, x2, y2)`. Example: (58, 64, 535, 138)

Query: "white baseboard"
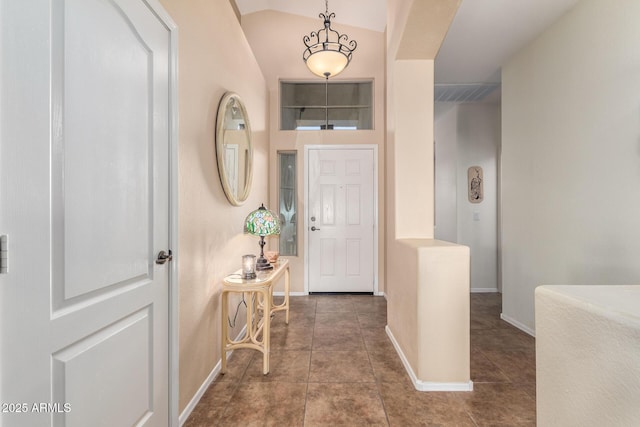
(178, 361, 220, 426)
(178, 325, 247, 426)
(500, 313, 536, 337)
(416, 380, 474, 392)
(471, 288, 499, 293)
(273, 291, 385, 297)
(385, 326, 473, 392)
(273, 291, 307, 296)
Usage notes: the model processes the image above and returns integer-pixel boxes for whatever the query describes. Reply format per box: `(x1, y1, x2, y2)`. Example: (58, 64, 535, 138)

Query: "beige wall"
(158, 0, 268, 412)
(393, 60, 435, 238)
(501, 0, 640, 333)
(416, 241, 470, 383)
(241, 10, 386, 293)
(385, 0, 469, 388)
(157, 0, 471, 410)
(384, 59, 471, 387)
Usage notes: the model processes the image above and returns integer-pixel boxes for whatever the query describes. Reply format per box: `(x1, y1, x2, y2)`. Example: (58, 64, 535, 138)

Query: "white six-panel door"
(0, 1, 175, 426)
(307, 147, 375, 293)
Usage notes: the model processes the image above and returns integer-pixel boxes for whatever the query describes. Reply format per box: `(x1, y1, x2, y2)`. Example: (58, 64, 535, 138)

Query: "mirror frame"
(215, 92, 253, 206)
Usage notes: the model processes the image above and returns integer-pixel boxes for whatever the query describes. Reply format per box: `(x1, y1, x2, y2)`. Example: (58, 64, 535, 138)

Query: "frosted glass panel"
(278, 152, 297, 256)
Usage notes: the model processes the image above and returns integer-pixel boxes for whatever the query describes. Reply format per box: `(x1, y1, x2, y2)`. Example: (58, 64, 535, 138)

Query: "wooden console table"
(221, 259, 290, 375)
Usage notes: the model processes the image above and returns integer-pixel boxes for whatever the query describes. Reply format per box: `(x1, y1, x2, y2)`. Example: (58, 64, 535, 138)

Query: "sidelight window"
(278, 151, 297, 256)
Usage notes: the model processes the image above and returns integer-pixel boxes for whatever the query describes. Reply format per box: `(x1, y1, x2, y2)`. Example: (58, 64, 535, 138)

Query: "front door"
(0, 1, 175, 426)
(307, 147, 375, 293)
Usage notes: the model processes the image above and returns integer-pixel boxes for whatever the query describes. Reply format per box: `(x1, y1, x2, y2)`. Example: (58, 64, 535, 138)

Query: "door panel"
(321, 185, 336, 224)
(52, 308, 152, 426)
(0, 1, 173, 426)
(54, 0, 154, 302)
(308, 148, 375, 293)
(346, 185, 361, 224)
(346, 239, 362, 276)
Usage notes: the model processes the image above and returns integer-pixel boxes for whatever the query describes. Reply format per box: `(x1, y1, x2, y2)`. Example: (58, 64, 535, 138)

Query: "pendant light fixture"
(302, 0, 357, 79)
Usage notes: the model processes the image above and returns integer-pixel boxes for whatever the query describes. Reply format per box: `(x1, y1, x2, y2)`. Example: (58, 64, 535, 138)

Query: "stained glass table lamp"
(244, 204, 281, 271)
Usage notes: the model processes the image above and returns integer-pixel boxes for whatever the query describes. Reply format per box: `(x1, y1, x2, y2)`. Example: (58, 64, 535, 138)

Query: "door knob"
(156, 250, 173, 264)
(311, 226, 321, 231)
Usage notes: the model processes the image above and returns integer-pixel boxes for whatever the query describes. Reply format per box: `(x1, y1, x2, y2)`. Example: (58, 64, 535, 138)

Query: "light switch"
(473, 211, 480, 221)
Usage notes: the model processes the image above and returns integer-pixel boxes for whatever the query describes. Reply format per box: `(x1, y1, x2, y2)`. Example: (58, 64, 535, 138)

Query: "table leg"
(262, 287, 271, 375)
(284, 266, 290, 325)
(221, 290, 228, 374)
(246, 291, 255, 344)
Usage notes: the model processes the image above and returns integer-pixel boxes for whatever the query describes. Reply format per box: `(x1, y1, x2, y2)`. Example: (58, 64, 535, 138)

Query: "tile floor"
(185, 293, 536, 426)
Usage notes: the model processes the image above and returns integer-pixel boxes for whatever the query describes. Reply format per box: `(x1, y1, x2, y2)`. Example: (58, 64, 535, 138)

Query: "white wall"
(457, 104, 500, 292)
(536, 285, 640, 426)
(501, 0, 640, 332)
(435, 103, 500, 292)
(434, 104, 458, 243)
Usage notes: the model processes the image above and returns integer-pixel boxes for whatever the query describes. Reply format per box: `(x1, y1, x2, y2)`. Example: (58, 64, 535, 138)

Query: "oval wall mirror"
(215, 92, 253, 206)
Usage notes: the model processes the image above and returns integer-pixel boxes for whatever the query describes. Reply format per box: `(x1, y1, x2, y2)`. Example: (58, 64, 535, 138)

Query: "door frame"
(0, 0, 180, 423)
(146, 1, 180, 425)
(303, 145, 379, 295)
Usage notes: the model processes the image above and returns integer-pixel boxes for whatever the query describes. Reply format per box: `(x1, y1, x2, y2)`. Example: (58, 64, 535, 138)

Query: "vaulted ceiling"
(234, 0, 579, 99)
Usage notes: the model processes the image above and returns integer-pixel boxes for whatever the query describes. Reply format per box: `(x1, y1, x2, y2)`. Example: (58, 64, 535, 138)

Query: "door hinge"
(1, 235, 8, 274)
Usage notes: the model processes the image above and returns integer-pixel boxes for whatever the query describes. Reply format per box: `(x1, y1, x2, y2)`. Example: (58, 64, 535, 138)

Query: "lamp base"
(255, 256, 273, 271)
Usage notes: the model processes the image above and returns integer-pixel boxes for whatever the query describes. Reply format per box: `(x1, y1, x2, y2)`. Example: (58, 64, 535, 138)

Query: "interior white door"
(307, 148, 375, 293)
(0, 1, 174, 426)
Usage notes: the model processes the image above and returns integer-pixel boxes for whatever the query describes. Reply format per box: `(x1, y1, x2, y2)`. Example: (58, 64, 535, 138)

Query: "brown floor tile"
(470, 293, 501, 308)
(305, 383, 388, 426)
(313, 326, 365, 351)
(270, 326, 313, 350)
(186, 293, 537, 427)
(368, 350, 411, 384)
(271, 296, 286, 306)
(183, 381, 238, 427)
(315, 297, 356, 312)
(309, 350, 375, 383)
(243, 350, 311, 382)
(456, 382, 536, 426)
(350, 295, 388, 313)
(314, 311, 360, 329)
(271, 309, 315, 329)
(471, 312, 512, 330)
(470, 349, 510, 383)
(471, 328, 535, 352)
(357, 311, 388, 329)
(287, 295, 317, 307)
(217, 349, 255, 382)
(282, 299, 316, 317)
(521, 381, 536, 400)
(217, 382, 307, 426)
(361, 327, 396, 353)
(481, 349, 536, 384)
(379, 381, 476, 426)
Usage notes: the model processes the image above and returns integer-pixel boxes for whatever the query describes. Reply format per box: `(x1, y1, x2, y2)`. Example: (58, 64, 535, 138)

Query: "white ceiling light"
(302, 0, 357, 79)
